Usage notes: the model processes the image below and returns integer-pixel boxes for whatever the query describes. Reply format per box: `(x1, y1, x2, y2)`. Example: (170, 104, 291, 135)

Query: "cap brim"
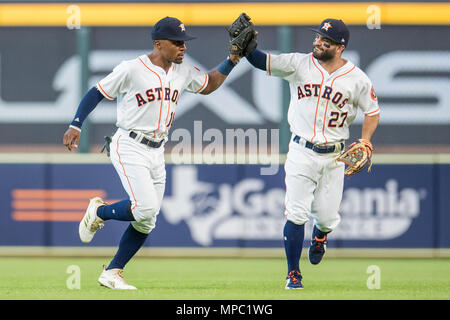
(168, 34, 196, 41)
(309, 28, 340, 45)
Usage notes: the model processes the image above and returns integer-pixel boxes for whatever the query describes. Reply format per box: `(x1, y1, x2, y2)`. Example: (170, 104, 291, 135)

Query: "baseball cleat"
(285, 270, 303, 289)
(79, 197, 106, 244)
(308, 235, 328, 265)
(98, 266, 137, 290)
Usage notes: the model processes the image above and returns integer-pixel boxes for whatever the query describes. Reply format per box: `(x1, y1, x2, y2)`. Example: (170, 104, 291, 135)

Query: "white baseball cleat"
(79, 197, 106, 244)
(98, 266, 137, 290)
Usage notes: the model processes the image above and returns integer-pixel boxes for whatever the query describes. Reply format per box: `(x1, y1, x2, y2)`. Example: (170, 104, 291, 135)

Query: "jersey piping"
(321, 65, 356, 144)
(310, 56, 325, 143)
(97, 82, 114, 100)
(162, 81, 172, 138)
(365, 108, 380, 116)
(195, 73, 208, 93)
(116, 135, 137, 210)
(138, 56, 164, 138)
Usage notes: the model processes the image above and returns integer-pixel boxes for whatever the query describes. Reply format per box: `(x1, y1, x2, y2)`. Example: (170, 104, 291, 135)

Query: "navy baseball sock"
(283, 220, 305, 273)
(107, 223, 149, 270)
(96, 199, 135, 221)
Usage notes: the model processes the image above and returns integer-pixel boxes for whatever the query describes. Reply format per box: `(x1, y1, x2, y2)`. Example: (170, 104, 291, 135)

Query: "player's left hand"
(337, 139, 373, 176)
(63, 127, 80, 151)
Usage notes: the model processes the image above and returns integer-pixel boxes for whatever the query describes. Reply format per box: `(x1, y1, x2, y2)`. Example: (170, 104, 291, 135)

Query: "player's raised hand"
(228, 13, 257, 57)
(63, 127, 80, 151)
(228, 54, 242, 64)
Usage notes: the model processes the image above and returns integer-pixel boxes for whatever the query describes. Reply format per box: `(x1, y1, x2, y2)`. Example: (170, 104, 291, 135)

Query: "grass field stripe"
(0, 3, 449, 26)
(0, 257, 448, 299)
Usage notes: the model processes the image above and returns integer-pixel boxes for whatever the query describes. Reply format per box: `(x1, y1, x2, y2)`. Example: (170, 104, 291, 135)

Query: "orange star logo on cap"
(179, 24, 185, 32)
(321, 22, 332, 31)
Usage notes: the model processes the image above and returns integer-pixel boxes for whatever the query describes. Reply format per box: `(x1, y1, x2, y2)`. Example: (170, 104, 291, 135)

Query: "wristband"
(217, 58, 237, 76)
(69, 125, 82, 132)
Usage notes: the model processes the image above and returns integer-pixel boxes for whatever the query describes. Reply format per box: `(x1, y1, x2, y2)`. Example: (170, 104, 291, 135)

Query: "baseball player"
(63, 17, 242, 289)
(244, 18, 380, 289)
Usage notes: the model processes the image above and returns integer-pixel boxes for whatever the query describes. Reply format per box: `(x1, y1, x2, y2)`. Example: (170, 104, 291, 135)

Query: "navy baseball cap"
(151, 17, 196, 41)
(310, 19, 350, 47)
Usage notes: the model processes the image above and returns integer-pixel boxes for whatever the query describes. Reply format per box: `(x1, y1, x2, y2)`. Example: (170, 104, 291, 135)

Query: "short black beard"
(313, 47, 335, 62)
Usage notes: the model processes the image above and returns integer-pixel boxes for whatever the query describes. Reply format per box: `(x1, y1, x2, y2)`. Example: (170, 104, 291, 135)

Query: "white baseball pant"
(284, 137, 345, 233)
(109, 128, 166, 234)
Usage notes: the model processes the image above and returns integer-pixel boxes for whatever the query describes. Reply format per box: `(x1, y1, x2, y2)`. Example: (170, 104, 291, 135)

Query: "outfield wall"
(1, 2, 450, 150)
(0, 154, 449, 254)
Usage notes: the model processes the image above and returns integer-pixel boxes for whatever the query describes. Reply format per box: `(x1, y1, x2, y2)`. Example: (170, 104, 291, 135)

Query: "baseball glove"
(337, 139, 373, 176)
(228, 13, 257, 57)
(100, 136, 112, 157)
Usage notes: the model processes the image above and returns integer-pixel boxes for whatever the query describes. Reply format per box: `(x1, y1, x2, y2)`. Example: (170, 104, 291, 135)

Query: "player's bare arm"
(199, 13, 256, 95)
(361, 113, 380, 142)
(200, 54, 241, 95)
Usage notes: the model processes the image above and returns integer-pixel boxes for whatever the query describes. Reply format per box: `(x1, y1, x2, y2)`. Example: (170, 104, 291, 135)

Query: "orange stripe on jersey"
(97, 82, 114, 100)
(195, 73, 208, 93)
(267, 54, 271, 76)
(310, 56, 324, 142)
(116, 135, 137, 210)
(321, 65, 356, 144)
(164, 81, 171, 131)
(365, 108, 380, 116)
(138, 56, 164, 138)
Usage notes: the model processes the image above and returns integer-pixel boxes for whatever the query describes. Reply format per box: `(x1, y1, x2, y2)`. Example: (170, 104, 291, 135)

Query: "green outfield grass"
(0, 257, 448, 300)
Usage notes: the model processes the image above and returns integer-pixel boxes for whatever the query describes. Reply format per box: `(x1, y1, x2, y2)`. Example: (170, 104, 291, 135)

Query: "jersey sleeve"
(96, 62, 129, 100)
(357, 79, 380, 116)
(266, 53, 304, 81)
(184, 65, 209, 94)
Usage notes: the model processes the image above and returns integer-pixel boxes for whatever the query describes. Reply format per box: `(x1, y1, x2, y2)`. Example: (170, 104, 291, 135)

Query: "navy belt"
(293, 135, 343, 154)
(129, 131, 164, 148)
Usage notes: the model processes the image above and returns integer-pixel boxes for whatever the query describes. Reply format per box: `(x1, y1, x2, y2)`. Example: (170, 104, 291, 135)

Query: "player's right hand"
(63, 127, 80, 151)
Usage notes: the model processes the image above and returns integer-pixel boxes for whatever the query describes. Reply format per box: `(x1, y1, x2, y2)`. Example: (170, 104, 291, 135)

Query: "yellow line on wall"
(0, 2, 449, 26)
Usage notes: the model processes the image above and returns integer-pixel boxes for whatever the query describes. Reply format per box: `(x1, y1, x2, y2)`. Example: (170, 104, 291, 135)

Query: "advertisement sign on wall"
(0, 162, 446, 248)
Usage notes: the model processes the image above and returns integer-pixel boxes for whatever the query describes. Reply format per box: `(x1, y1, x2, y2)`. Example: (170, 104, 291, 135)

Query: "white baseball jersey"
(97, 54, 209, 140)
(267, 52, 380, 145)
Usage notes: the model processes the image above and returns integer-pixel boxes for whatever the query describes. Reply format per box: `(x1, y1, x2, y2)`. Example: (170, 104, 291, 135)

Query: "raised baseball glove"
(228, 13, 257, 57)
(337, 139, 373, 176)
